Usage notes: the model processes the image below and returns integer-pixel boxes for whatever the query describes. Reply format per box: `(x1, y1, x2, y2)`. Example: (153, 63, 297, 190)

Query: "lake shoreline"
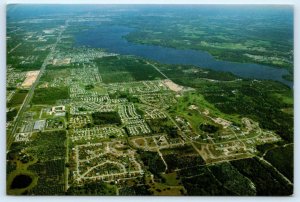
(74, 25, 293, 88)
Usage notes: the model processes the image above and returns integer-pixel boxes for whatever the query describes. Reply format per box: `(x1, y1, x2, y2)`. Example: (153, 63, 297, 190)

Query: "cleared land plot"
(21, 71, 40, 88)
(163, 79, 183, 92)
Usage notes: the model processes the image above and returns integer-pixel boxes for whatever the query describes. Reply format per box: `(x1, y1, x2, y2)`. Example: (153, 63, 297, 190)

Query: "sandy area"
(163, 79, 183, 92)
(21, 70, 40, 88)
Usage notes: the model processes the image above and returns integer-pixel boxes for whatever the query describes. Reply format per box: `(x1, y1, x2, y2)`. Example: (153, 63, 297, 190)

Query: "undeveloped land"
(163, 79, 183, 92)
(22, 70, 40, 88)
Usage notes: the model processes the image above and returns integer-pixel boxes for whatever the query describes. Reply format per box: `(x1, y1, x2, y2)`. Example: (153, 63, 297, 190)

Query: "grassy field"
(145, 175, 185, 196)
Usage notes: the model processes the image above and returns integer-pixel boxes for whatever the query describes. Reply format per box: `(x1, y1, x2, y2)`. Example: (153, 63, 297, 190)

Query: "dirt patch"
(21, 71, 40, 88)
(163, 79, 183, 92)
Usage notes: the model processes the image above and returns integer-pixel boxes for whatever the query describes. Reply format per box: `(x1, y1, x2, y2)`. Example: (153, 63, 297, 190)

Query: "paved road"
(7, 21, 68, 150)
(258, 156, 293, 186)
(146, 61, 169, 79)
(8, 43, 22, 54)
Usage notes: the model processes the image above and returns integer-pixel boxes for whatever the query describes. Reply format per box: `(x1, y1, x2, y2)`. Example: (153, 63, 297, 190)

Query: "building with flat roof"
(33, 120, 46, 131)
(50, 105, 66, 116)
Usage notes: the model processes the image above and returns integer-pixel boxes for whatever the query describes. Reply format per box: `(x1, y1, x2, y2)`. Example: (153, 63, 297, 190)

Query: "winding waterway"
(75, 25, 292, 88)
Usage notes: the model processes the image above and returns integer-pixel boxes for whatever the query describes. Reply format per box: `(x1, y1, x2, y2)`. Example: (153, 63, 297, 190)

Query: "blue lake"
(75, 25, 293, 88)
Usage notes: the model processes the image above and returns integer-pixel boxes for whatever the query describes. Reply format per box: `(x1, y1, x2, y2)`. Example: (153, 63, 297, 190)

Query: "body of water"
(75, 25, 292, 88)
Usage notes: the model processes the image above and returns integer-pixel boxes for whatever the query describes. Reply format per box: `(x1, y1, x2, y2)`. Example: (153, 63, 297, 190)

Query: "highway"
(7, 21, 68, 150)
